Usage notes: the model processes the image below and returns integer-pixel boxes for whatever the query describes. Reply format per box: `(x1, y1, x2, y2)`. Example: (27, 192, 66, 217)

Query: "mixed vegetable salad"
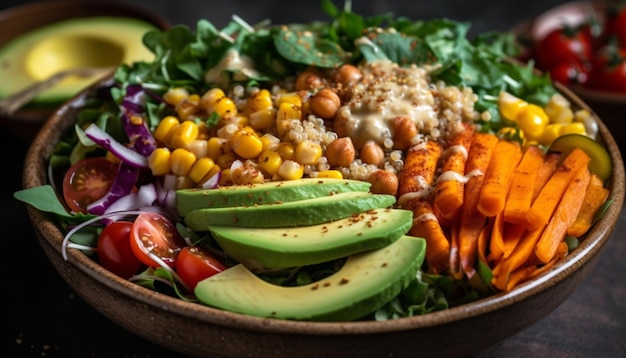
(15, 0, 613, 321)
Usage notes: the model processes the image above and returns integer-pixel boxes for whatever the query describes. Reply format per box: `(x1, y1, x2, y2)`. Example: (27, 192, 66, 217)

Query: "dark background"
(2, 0, 625, 357)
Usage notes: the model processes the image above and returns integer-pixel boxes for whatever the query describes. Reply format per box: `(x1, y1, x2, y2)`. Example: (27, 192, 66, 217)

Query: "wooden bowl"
(20, 74, 625, 357)
(0, 0, 170, 142)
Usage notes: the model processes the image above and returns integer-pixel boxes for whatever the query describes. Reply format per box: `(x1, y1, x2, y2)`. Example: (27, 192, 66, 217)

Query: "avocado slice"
(183, 191, 397, 229)
(0, 17, 159, 107)
(195, 235, 426, 321)
(176, 178, 371, 216)
(209, 208, 413, 270)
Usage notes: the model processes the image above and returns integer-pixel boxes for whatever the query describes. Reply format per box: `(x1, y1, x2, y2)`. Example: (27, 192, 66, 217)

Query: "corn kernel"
(276, 102, 301, 139)
(163, 87, 189, 106)
(249, 108, 277, 130)
(176, 97, 201, 120)
(544, 93, 573, 124)
(231, 130, 263, 159)
(276, 142, 295, 161)
(517, 104, 549, 140)
(317, 170, 343, 179)
(201, 88, 237, 118)
(277, 160, 304, 180)
(498, 91, 528, 121)
(170, 120, 199, 149)
(294, 139, 322, 165)
(187, 139, 208, 159)
(170, 148, 197, 176)
(207, 137, 231, 161)
(230, 163, 265, 185)
(217, 152, 237, 169)
(219, 168, 233, 186)
(154, 116, 180, 145)
(246, 89, 273, 114)
(148, 147, 171, 176)
(559, 122, 587, 136)
(276, 92, 302, 107)
(260, 133, 281, 151)
(201, 164, 221, 184)
(189, 157, 215, 183)
(258, 150, 283, 176)
(538, 123, 563, 146)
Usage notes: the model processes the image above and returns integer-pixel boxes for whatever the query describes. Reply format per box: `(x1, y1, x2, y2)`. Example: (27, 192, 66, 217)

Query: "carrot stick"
(504, 241, 568, 291)
(503, 145, 545, 225)
(477, 139, 522, 217)
(458, 132, 499, 278)
(433, 125, 475, 221)
(397, 141, 442, 206)
(526, 148, 591, 229)
(502, 222, 526, 259)
(567, 174, 609, 237)
(487, 211, 505, 264)
(491, 225, 544, 291)
(532, 152, 560, 201)
(408, 200, 451, 274)
(535, 166, 591, 263)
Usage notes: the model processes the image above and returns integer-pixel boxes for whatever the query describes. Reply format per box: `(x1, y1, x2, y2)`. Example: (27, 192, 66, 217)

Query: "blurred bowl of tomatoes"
(513, 0, 626, 150)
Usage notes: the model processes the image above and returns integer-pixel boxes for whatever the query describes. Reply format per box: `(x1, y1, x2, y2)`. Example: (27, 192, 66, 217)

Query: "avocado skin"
(194, 235, 426, 321)
(183, 191, 397, 229)
(176, 178, 371, 216)
(209, 208, 413, 270)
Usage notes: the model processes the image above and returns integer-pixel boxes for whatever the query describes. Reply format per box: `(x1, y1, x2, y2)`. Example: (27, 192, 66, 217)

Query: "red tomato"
(176, 246, 226, 290)
(548, 60, 590, 86)
(97, 221, 144, 279)
(129, 212, 187, 267)
(604, 4, 626, 47)
(534, 27, 593, 71)
(62, 157, 118, 214)
(587, 45, 626, 92)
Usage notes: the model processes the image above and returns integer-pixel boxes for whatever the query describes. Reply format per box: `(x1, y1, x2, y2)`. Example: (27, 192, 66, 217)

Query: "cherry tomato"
(548, 60, 589, 86)
(604, 3, 626, 47)
(587, 44, 626, 92)
(129, 212, 187, 267)
(534, 26, 593, 71)
(97, 221, 144, 279)
(176, 246, 226, 290)
(62, 157, 119, 214)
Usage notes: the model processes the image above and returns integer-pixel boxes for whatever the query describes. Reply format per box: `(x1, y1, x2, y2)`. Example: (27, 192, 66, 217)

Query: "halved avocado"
(176, 178, 371, 216)
(209, 208, 413, 270)
(195, 235, 426, 321)
(183, 191, 397, 229)
(0, 17, 159, 107)
(548, 133, 612, 182)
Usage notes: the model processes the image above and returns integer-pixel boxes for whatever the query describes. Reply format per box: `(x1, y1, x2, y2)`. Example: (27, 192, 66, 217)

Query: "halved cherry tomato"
(176, 246, 226, 290)
(129, 212, 186, 267)
(62, 157, 119, 214)
(549, 60, 590, 86)
(97, 221, 144, 279)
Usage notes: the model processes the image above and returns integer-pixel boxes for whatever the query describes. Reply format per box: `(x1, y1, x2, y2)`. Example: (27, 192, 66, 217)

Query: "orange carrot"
(487, 211, 505, 264)
(504, 241, 568, 291)
(458, 132, 499, 278)
(567, 174, 609, 237)
(477, 139, 522, 217)
(433, 125, 475, 221)
(526, 148, 591, 229)
(535, 166, 591, 263)
(491, 225, 544, 291)
(408, 200, 451, 274)
(503, 145, 545, 225)
(397, 141, 442, 206)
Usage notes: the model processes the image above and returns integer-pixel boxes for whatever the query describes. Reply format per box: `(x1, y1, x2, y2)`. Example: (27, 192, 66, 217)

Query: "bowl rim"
(21, 77, 625, 335)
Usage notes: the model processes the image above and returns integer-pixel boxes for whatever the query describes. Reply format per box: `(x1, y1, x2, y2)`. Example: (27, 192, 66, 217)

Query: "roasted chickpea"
(332, 64, 363, 87)
(309, 88, 341, 120)
(295, 66, 324, 91)
(325, 137, 355, 167)
(391, 116, 418, 150)
(360, 140, 385, 167)
(367, 170, 398, 196)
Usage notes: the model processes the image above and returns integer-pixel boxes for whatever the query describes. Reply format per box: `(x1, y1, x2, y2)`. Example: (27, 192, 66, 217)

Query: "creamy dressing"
(204, 49, 260, 86)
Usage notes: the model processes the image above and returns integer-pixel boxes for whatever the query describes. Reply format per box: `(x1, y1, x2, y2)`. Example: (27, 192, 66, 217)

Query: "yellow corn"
(260, 133, 281, 151)
(231, 130, 263, 159)
(276, 142, 295, 161)
(538, 123, 563, 146)
(170, 148, 197, 176)
(176, 176, 196, 190)
(249, 108, 277, 130)
(189, 157, 215, 183)
(246, 89, 273, 115)
(258, 149, 283, 176)
(516, 104, 549, 140)
(196, 122, 212, 140)
(294, 139, 322, 165)
(163, 87, 189, 106)
(316, 170, 343, 179)
(206, 137, 231, 161)
(276, 92, 302, 107)
(559, 122, 587, 136)
(154, 116, 180, 145)
(219, 168, 233, 186)
(176, 96, 201, 120)
(275, 102, 301, 139)
(187, 139, 208, 159)
(544, 93, 574, 124)
(148, 147, 171, 176)
(201, 164, 221, 184)
(277, 160, 304, 180)
(230, 163, 265, 185)
(498, 91, 528, 121)
(201, 88, 237, 118)
(217, 152, 237, 169)
(169, 120, 199, 149)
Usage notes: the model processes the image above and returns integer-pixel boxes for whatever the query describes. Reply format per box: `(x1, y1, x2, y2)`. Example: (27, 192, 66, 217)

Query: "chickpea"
(367, 170, 398, 196)
(391, 116, 418, 150)
(360, 140, 385, 167)
(325, 137, 355, 167)
(295, 66, 324, 91)
(309, 88, 341, 120)
(332, 64, 363, 87)
(333, 110, 350, 138)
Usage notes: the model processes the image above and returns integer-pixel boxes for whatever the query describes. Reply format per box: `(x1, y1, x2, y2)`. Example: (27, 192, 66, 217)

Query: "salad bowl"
(19, 6, 625, 358)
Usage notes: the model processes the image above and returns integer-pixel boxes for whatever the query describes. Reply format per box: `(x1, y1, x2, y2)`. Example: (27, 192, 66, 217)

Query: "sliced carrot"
(408, 200, 450, 274)
(532, 152, 560, 201)
(487, 211, 505, 264)
(502, 145, 544, 225)
(433, 125, 475, 221)
(491, 225, 544, 291)
(397, 141, 442, 206)
(477, 139, 522, 217)
(567, 174, 609, 237)
(458, 132, 499, 278)
(535, 166, 591, 263)
(526, 148, 591, 229)
(504, 241, 568, 291)
(448, 224, 463, 280)
(502, 222, 526, 259)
